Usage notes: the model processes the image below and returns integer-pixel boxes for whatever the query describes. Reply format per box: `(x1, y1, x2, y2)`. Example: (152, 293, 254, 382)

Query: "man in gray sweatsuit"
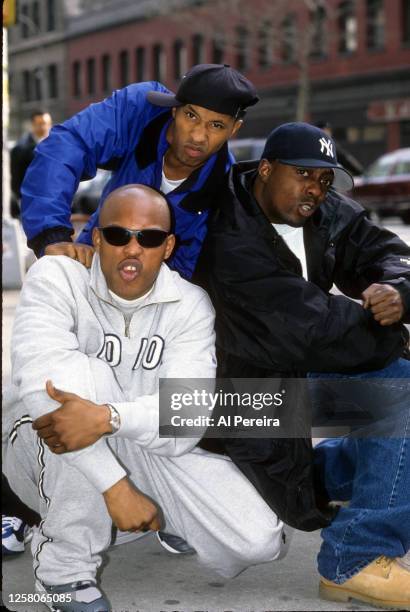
(3, 185, 284, 612)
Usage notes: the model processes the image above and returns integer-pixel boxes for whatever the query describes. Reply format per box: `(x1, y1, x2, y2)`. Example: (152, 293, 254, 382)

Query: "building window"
(258, 20, 273, 69)
(212, 35, 225, 64)
(192, 34, 204, 65)
(346, 126, 361, 143)
(23, 70, 31, 102)
(310, 6, 327, 58)
(152, 44, 165, 82)
(363, 125, 386, 141)
(87, 58, 96, 95)
(21, 4, 29, 38)
(73, 61, 82, 97)
(46, 0, 56, 31)
(101, 54, 111, 93)
(32, 1, 40, 32)
(173, 39, 186, 80)
(33, 68, 42, 100)
(135, 47, 145, 82)
(281, 14, 297, 62)
(235, 26, 249, 72)
(119, 50, 129, 87)
(338, 1, 358, 53)
(48, 64, 58, 98)
(367, 0, 385, 49)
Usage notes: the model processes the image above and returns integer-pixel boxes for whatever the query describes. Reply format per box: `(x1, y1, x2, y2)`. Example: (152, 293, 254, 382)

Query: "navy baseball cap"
(147, 64, 259, 118)
(261, 122, 353, 191)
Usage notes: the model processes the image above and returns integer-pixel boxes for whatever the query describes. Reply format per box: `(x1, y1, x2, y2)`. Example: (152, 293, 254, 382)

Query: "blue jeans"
(308, 358, 410, 583)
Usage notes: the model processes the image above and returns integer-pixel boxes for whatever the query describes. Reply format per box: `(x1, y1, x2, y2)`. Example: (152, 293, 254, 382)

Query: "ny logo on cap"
(319, 137, 334, 158)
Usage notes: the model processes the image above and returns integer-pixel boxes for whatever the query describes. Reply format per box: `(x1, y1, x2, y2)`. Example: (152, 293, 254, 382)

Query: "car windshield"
(230, 145, 255, 160)
(365, 159, 394, 178)
(394, 160, 410, 175)
(365, 153, 410, 178)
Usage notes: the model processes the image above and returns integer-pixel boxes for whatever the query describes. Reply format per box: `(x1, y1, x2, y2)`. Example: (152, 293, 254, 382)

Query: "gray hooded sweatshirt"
(8, 254, 216, 494)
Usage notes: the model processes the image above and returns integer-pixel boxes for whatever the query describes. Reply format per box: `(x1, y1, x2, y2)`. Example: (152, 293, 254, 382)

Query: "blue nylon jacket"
(21, 81, 234, 279)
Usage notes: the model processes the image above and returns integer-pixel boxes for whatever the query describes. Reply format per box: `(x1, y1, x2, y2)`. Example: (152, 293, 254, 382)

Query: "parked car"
(72, 169, 111, 215)
(229, 138, 266, 162)
(352, 148, 410, 224)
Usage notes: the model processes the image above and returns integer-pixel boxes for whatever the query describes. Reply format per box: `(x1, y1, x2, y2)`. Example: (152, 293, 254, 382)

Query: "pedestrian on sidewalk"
(10, 109, 52, 218)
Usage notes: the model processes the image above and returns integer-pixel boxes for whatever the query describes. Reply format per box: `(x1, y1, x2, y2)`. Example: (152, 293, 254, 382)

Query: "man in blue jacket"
(20, 63, 258, 279)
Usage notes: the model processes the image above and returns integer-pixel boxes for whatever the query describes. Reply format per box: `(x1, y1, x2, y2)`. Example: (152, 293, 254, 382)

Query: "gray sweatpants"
(4, 410, 284, 586)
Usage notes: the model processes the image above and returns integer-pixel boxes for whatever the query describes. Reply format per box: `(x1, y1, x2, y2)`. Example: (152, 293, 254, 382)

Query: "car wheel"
(400, 210, 410, 225)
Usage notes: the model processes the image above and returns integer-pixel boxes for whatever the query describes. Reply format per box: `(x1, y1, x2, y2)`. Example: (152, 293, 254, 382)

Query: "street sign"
(3, 0, 16, 27)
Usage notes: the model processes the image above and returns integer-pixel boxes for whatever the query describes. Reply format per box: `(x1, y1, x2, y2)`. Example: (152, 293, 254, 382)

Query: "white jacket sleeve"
(11, 262, 126, 493)
(111, 292, 217, 456)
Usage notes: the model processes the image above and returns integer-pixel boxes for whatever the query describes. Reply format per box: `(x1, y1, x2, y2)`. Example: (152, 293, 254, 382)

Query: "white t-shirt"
(161, 159, 186, 194)
(272, 224, 308, 280)
(108, 285, 154, 324)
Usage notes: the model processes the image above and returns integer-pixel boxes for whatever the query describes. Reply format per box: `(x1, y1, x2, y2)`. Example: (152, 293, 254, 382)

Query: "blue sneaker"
(156, 531, 196, 555)
(36, 580, 110, 612)
(2, 515, 31, 556)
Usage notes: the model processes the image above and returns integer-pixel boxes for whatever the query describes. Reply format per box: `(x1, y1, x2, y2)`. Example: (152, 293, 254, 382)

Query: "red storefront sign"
(367, 99, 410, 122)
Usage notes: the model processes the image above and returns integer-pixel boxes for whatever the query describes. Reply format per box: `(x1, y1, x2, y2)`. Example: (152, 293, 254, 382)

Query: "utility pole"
(3, 0, 28, 289)
(3, 17, 12, 218)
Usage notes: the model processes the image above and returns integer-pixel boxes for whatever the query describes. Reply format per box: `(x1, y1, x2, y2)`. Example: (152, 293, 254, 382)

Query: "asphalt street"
(2, 218, 409, 612)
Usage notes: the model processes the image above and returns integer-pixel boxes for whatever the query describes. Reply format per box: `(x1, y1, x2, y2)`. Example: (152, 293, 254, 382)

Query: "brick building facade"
(8, 0, 410, 165)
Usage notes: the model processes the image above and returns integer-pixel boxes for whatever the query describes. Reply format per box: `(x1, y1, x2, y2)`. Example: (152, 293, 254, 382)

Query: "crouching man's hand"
(362, 283, 405, 326)
(32, 380, 111, 453)
(103, 477, 161, 532)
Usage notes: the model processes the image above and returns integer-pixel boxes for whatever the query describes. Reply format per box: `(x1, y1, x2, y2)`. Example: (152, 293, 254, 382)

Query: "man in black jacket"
(10, 109, 52, 218)
(197, 123, 410, 610)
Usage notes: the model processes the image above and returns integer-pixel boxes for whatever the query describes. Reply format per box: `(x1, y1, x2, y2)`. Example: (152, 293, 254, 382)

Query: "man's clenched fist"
(362, 283, 404, 326)
(103, 478, 161, 533)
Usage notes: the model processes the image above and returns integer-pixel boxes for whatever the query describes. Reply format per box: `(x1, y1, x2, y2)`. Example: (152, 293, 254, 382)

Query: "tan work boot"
(319, 555, 410, 610)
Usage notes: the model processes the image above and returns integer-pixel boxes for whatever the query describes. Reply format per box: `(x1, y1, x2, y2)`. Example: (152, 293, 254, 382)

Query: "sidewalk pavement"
(2, 289, 378, 612)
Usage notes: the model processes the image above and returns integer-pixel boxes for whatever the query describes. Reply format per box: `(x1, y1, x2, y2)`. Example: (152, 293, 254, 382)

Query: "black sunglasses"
(98, 226, 169, 248)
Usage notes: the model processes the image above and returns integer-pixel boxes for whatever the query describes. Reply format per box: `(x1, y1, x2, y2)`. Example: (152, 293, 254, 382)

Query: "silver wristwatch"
(106, 404, 121, 434)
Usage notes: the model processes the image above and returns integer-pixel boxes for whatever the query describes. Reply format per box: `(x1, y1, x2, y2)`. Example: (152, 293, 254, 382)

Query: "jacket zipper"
(90, 286, 133, 338)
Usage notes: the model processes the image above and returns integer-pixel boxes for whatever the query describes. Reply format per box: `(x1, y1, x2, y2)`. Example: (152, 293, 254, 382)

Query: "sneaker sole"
(2, 545, 25, 557)
(35, 581, 60, 612)
(156, 532, 195, 555)
(319, 580, 410, 610)
(35, 580, 110, 612)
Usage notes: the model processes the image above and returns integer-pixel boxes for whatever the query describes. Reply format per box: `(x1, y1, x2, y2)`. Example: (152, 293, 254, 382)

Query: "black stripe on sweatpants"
(9, 414, 33, 444)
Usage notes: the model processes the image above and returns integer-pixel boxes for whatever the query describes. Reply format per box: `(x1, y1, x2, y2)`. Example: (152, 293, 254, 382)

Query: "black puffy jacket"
(195, 161, 410, 531)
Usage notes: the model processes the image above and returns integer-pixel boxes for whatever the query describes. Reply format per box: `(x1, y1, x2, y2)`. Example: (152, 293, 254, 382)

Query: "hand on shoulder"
(44, 242, 94, 268)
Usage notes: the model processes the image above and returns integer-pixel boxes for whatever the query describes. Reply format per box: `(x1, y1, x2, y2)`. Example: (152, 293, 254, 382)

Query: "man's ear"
(172, 107, 177, 119)
(164, 234, 176, 260)
(92, 227, 101, 251)
(258, 158, 273, 182)
(231, 119, 243, 139)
